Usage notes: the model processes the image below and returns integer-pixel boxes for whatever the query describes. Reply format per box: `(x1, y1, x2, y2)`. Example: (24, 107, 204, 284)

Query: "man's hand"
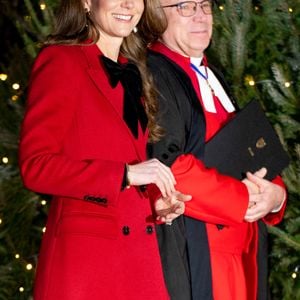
(244, 170, 285, 222)
(242, 167, 267, 208)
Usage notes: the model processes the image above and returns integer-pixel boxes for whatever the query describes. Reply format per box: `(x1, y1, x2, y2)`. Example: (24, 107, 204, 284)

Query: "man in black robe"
(142, 0, 287, 299)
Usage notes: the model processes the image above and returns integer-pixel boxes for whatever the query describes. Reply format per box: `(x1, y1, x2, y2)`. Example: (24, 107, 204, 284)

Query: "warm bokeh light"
(284, 82, 291, 88)
(245, 75, 256, 86)
(2, 157, 9, 164)
(12, 83, 20, 90)
(0, 73, 8, 81)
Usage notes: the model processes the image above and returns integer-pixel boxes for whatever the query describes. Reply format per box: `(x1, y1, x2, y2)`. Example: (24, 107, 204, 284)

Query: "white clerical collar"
(190, 56, 203, 67)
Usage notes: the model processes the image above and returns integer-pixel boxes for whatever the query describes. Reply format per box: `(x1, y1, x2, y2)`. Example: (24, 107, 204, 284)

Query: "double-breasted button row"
(122, 226, 130, 235)
(146, 225, 154, 234)
(122, 225, 154, 236)
(84, 195, 107, 205)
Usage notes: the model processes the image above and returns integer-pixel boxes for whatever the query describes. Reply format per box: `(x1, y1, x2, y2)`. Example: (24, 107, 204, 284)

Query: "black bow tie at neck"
(100, 55, 148, 139)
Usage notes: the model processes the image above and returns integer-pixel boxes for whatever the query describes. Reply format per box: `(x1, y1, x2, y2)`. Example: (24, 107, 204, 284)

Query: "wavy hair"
(45, 0, 167, 142)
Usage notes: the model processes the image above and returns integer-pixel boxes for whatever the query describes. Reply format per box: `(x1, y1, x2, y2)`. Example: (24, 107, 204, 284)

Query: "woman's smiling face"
(86, 0, 144, 40)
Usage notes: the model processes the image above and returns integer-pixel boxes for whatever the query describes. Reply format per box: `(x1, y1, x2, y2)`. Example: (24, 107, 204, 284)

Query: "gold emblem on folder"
(248, 138, 266, 157)
(256, 137, 267, 149)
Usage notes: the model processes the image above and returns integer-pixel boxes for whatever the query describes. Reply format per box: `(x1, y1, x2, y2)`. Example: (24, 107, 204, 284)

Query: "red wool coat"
(19, 44, 169, 300)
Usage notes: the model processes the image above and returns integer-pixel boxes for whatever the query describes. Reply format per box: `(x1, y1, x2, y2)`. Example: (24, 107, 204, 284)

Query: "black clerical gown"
(147, 50, 213, 300)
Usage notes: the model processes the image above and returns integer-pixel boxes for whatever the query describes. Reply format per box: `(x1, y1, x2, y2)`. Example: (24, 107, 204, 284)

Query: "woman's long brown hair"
(45, 0, 167, 142)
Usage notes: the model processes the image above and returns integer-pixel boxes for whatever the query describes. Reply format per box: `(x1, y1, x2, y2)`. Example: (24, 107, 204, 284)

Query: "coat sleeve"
(172, 154, 249, 226)
(19, 46, 124, 205)
(148, 56, 248, 226)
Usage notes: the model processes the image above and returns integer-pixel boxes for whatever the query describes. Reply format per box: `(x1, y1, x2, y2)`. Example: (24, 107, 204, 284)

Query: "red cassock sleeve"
(171, 154, 249, 226)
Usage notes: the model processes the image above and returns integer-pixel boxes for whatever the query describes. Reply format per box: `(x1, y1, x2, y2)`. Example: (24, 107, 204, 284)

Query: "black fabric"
(147, 51, 206, 164)
(120, 164, 128, 191)
(147, 51, 213, 300)
(100, 55, 147, 138)
(155, 217, 191, 300)
(204, 100, 290, 180)
(257, 220, 271, 300)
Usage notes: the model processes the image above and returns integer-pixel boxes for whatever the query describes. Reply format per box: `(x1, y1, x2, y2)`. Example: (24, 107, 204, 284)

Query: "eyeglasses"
(160, 1, 213, 17)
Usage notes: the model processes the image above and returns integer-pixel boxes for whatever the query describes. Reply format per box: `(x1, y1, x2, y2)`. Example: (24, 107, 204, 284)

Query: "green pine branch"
(268, 226, 300, 251)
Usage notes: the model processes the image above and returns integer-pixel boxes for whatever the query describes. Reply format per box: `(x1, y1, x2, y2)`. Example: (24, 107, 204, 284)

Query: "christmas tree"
(0, 0, 299, 299)
(0, 1, 57, 298)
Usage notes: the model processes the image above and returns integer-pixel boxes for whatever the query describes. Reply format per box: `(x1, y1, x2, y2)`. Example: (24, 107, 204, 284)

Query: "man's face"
(160, 0, 213, 57)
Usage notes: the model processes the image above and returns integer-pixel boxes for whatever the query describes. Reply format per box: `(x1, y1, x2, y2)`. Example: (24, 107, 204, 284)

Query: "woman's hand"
(154, 192, 192, 224)
(127, 158, 176, 197)
(243, 170, 285, 222)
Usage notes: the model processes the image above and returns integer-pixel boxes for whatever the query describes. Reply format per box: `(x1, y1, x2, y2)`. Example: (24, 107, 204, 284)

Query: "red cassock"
(151, 43, 286, 300)
(19, 44, 169, 300)
(172, 137, 286, 300)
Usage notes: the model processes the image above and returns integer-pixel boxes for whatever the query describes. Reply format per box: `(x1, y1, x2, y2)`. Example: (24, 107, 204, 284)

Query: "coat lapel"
(80, 44, 146, 160)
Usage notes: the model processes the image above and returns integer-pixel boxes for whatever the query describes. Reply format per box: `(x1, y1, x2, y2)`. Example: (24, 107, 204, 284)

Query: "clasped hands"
(155, 192, 192, 225)
(242, 167, 285, 222)
(127, 159, 285, 225)
(127, 159, 191, 225)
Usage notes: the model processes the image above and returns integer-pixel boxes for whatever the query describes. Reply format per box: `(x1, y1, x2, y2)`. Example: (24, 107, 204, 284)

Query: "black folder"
(203, 100, 290, 180)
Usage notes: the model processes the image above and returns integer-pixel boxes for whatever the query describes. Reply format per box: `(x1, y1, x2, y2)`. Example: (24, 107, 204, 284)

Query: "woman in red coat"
(142, 1, 287, 299)
(19, 0, 187, 299)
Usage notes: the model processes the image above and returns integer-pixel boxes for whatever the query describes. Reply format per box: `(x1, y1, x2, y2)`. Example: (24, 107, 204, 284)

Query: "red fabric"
(171, 154, 248, 226)
(19, 44, 169, 300)
(151, 42, 286, 300)
(242, 222, 259, 300)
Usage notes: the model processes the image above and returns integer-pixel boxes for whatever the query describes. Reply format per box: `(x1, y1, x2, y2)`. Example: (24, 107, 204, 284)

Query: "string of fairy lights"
(0, 4, 48, 292)
(0, 1, 298, 295)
